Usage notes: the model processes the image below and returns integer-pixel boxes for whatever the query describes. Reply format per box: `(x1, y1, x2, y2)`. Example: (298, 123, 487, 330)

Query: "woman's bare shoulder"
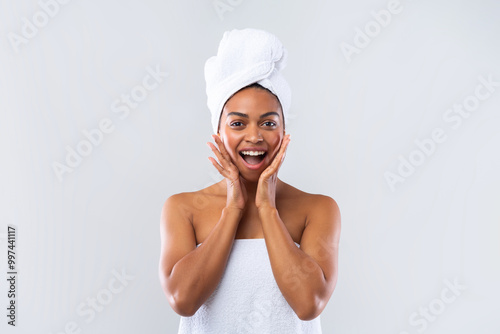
(280, 181, 337, 202)
(278, 184, 340, 240)
(163, 182, 224, 214)
(279, 181, 340, 217)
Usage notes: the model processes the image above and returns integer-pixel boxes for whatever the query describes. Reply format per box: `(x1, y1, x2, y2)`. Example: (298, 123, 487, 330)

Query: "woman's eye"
(230, 121, 243, 127)
(263, 121, 276, 127)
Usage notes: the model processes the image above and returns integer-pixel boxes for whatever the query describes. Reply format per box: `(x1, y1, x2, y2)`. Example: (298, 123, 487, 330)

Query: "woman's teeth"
(240, 151, 266, 165)
(240, 151, 266, 156)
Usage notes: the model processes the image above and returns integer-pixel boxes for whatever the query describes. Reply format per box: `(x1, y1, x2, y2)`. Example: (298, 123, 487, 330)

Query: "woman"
(159, 28, 341, 333)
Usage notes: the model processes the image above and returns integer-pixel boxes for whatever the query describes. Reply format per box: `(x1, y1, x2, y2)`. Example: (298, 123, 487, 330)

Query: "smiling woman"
(158, 28, 341, 333)
(217, 84, 284, 176)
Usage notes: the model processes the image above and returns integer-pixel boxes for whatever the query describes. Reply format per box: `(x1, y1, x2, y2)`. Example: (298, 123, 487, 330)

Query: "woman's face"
(218, 87, 285, 182)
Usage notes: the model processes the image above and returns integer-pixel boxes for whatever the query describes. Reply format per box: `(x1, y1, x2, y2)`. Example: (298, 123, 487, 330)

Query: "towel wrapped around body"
(177, 239, 322, 334)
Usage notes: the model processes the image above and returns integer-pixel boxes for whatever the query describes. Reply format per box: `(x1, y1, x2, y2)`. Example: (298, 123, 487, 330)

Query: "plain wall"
(1, 0, 499, 333)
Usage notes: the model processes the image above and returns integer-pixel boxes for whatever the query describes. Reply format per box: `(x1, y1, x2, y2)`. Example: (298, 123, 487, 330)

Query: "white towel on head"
(204, 28, 291, 134)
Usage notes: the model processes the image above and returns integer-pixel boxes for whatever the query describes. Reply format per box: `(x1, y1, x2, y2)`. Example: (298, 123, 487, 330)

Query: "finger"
(281, 134, 291, 153)
(280, 135, 291, 161)
(208, 156, 230, 178)
(208, 140, 240, 180)
(261, 154, 280, 180)
(263, 135, 290, 177)
(212, 136, 243, 179)
(209, 136, 231, 167)
(272, 135, 291, 167)
(277, 136, 291, 168)
(207, 141, 232, 170)
(212, 135, 233, 163)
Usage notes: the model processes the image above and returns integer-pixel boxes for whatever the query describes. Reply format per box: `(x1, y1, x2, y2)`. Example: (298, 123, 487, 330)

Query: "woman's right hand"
(207, 134, 247, 211)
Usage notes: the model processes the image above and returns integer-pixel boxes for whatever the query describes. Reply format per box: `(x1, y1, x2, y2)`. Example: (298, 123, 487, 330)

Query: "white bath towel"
(204, 28, 292, 134)
(177, 239, 322, 334)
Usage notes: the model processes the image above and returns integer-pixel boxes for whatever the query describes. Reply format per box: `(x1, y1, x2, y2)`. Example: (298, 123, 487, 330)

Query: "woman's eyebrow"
(226, 111, 280, 118)
(259, 111, 280, 119)
(227, 111, 248, 118)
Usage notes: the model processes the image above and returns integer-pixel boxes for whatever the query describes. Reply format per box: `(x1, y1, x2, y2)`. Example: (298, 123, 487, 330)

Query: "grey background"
(1, 0, 499, 333)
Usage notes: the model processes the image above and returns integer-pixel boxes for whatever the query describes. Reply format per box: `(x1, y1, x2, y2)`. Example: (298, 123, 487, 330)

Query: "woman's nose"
(245, 125, 263, 143)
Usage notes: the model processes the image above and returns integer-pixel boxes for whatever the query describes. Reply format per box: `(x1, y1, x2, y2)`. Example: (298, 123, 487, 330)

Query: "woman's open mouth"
(239, 150, 267, 170)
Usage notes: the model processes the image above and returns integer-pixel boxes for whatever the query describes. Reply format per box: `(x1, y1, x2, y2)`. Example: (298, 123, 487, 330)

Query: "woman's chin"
(240, 171, 262, 183)
(236, 157, 269, 182)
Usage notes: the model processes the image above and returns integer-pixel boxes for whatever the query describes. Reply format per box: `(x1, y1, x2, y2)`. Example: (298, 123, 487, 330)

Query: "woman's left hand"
(255, 133, 291, 210)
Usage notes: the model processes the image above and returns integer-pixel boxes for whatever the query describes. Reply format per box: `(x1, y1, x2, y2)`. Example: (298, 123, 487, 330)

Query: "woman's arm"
(258, 195, 341, 321)
(158, 193, 243, 316)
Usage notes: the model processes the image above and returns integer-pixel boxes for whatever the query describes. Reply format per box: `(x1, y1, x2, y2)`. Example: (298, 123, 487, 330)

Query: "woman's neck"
(243, 177, 284, 203)
(215, 177, 285, 205)
(241, 178, 258, 197)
